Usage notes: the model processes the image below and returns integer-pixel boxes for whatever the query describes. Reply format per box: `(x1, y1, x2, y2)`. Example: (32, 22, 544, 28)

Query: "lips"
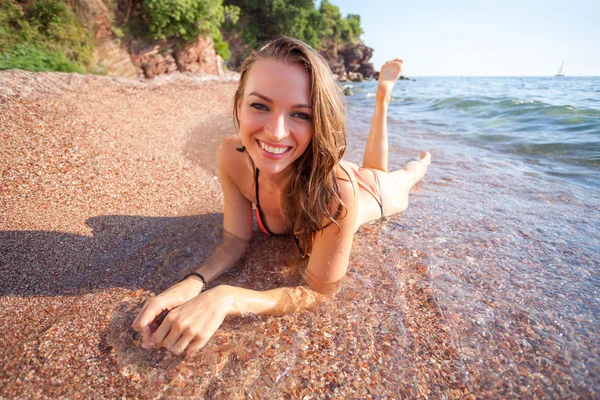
(257, 140, 291, 156)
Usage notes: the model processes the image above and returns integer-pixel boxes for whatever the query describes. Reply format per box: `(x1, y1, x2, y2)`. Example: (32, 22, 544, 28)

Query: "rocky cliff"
(71, 0, 227, 79)
(319, 41, 376, 82)
(71, 0, 375, 80)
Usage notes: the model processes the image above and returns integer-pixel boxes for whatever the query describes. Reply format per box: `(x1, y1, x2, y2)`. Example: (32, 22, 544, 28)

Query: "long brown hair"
(233, 36, 347, 256)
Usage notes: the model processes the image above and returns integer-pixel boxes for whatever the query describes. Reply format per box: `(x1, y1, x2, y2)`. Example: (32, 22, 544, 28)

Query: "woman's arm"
(146, 178, 359, 357)
(132, 137, 253, 342)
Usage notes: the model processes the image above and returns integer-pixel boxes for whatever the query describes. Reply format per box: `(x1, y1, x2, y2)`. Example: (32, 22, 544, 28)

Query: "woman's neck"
(257, 165, 292, 187)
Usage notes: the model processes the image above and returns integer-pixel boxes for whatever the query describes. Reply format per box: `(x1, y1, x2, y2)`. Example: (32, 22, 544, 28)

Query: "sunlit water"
(105, 78, 599, 397)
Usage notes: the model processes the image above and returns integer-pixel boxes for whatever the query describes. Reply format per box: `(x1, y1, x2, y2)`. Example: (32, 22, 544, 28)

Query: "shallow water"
(348, 84, 600, 396)
(348, 77, 600, 187)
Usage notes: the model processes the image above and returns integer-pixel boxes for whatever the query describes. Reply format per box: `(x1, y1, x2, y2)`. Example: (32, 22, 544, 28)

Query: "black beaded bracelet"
(180, 272, 208, 292)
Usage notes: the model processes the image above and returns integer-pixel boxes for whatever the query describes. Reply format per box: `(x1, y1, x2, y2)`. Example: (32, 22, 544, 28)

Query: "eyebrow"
(248, 92, 312, 109)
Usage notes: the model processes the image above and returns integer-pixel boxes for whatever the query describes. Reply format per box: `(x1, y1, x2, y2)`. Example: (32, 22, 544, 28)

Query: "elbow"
(273, 285, 330, 316)
(306, 279, 342, 297)
(301, 267, 344, 297)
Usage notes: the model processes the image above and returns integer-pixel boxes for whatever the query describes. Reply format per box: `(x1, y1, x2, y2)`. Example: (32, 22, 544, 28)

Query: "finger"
(132, 301, 149, 330)
(171, 333, 194, 356)
(140, 326, 158, 349)
(185, 338, 207, 358)
(161, 326, 183, 351)
(152, 315, 172, 344)
(132, 299, 165, 331)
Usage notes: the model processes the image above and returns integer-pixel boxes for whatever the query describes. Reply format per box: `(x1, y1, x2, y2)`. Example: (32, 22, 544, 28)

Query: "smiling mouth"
(257, 140, 291, 155)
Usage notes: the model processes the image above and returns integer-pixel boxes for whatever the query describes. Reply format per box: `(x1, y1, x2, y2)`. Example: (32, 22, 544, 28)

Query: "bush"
(143, 0, 226, 41)
(233, 0, 364, 51)
(212, 30, 230, 60)
(0, 0, 93, 73)
(0, 43, 84, 73)
(26, 0, 67, 32)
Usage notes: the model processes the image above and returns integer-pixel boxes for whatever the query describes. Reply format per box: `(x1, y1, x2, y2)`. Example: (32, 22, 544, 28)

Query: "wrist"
(180, 272, 207, 293)
(180, 276, 205, 298)
(212, 285, 240, 315)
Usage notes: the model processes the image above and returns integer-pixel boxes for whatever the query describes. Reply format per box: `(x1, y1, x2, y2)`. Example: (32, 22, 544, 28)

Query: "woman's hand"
(146, 286, 234, 356)
(132, 277, 204, 347)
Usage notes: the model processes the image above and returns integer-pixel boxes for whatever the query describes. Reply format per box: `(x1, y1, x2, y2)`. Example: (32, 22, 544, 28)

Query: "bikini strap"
(255, 168, 277, 236)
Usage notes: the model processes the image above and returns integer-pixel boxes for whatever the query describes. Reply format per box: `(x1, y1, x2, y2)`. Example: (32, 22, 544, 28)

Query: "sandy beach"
(2, 70, 597, 398)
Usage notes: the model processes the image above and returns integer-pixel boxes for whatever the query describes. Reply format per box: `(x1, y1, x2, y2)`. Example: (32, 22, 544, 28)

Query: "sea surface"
(341, 76, 600, 395)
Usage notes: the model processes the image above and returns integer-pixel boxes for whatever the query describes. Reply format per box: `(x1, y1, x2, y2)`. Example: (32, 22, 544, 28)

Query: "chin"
(254, 159, 294, 175)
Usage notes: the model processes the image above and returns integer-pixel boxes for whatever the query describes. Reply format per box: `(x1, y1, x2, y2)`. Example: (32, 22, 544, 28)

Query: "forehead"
(244, 59, 311, 103)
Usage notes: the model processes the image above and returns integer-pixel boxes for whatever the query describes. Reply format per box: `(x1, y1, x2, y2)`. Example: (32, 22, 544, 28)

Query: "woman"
(132, 36, 431, 357)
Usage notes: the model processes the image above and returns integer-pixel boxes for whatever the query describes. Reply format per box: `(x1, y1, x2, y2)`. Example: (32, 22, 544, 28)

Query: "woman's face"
(237, 58, 313, 177)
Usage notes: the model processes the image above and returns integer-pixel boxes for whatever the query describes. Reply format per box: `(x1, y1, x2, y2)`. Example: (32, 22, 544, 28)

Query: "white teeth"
(259, 141, 288, 155)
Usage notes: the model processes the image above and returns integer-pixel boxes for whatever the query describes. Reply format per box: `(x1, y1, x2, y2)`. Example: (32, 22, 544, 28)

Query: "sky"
(319, 0, 600, 76)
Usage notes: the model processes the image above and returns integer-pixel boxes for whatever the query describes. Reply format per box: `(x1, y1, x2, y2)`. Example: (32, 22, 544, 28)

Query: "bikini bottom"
(338, 160, 393, 217)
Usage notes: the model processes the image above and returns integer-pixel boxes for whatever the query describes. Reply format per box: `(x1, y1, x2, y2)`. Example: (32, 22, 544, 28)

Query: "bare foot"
(377, 58, 403, 102)
(420, 151, 431, 166)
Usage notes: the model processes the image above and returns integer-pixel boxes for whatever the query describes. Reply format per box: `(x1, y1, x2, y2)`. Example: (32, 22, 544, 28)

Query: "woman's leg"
(376, 152, 431, 216)
(362, 59, 431, 216)
(362, 59, 404, 172)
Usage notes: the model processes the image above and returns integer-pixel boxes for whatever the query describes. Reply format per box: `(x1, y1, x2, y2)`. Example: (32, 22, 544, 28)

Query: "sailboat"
(555, 61, 565, 77)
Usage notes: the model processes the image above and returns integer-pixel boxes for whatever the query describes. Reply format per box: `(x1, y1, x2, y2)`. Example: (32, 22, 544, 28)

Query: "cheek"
(295, 124, 313, 148)
(239, 112, 264, 134)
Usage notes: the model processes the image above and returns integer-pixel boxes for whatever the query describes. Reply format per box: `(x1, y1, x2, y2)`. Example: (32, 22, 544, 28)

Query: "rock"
(358, 63, 375, 80)
(318, 41, 376, 81)
(131, 37, 225, 79)
(174, 36, 223, 76)
(347, 71, 364, 82)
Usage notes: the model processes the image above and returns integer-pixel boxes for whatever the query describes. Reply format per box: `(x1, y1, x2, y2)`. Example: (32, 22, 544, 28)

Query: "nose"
(266, 113, 288, 141)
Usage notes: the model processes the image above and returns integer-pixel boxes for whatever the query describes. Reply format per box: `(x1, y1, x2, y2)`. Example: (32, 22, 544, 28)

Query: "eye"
(293, 112, 312, 121)
(250, 103, 269, 111)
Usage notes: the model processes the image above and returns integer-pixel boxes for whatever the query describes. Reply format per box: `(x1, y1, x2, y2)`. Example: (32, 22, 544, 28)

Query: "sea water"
(346, 76, 600, 187)
(342, 76, 600, 395)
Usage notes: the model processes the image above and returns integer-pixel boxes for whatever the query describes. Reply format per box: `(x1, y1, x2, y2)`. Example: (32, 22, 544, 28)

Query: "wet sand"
(2, 71, 597, 398)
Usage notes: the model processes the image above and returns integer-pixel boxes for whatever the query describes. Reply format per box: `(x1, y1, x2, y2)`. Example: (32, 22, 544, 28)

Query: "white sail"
(555, 61, 565, 77)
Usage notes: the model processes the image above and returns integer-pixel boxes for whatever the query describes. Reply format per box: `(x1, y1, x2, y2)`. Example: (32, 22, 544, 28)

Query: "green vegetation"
(138, 0, 364, 61)
(0, 0, 363, 73)
(141, 0, 237, 60)
(226, 0, 363, 50)
(0, 0, 94, 73)
(142, 0, 224, 41)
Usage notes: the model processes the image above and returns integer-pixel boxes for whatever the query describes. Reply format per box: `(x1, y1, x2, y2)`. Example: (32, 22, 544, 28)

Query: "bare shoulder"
(337, 175, 359, 218)
(218, 134, 255, 200)
(218, 134, 247, 175)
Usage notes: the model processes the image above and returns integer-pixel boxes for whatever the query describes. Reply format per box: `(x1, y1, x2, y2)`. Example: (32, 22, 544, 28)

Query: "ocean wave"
(427, 96, 600, 118)
(346, 77, 600, 181)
